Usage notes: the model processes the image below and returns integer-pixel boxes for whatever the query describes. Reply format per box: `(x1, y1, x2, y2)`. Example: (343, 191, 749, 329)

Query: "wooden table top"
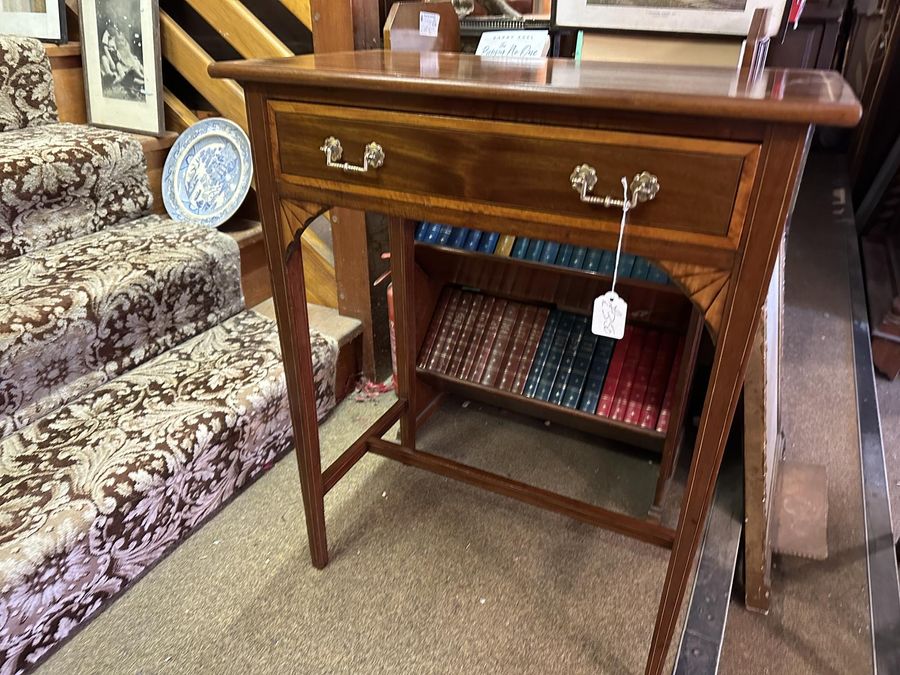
(210, 50, 861, 128)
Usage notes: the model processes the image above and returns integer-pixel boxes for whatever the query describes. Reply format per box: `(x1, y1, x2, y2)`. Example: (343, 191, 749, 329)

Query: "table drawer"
(272, 102, 758, 238)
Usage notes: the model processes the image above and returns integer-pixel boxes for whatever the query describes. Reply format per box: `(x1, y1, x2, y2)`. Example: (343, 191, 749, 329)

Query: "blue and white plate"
(162, 117, 253, 228)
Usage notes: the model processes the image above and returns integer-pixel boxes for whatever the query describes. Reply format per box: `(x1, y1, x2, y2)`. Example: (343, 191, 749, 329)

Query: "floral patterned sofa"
(0, 36, 337, 674)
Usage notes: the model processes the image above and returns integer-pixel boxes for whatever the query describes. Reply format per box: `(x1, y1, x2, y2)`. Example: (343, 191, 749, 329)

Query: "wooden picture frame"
(553, 0, 784, 37)
(78, 0, 164, 135)
(0, 0, 67, 43)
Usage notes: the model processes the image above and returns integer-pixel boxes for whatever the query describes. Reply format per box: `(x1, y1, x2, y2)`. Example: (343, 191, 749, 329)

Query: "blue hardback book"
(561, 323, 599, 409)
(415, 222, 429, 240)
(647, 265, 669, 284)
(534, 313, 575, 401)
(423, 223, 442, 243)
(448, 227, 470, 248)
(523, 311, 560, 398)
(478, 232, 500, 254)
(540, 241, 561, 265)
(583, 248, 604, 273)
(577, 337, 616, 413)
(569, 246, 588, 269)
(618, 253, 637, 278)
(556, 244, 574, 267)
(525, 239, 545, 261)
(549, 315, 588, 405)
(437, 225, 453, 245)
(510, 237, 530, 258)
(631, 256, 651, 280)
(464, 230, 483, 250)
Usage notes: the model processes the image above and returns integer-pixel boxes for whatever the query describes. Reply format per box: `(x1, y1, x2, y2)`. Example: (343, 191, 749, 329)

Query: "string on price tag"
(591, 177, 631, 340)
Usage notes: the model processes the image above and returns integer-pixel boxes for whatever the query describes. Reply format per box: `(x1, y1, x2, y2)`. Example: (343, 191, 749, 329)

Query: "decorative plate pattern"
(162, 118, 253, 228)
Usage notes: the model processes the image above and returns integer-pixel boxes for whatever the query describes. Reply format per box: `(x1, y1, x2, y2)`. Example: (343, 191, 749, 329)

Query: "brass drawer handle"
(571, 166, 660, 209)
(320, 137, 385, 174)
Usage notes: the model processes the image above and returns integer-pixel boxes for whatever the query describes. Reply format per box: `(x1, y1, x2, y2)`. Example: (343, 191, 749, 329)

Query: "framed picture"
(0, 0, 67, 42)
(79, 0, 164, 135)
(553, 0, 785, 38)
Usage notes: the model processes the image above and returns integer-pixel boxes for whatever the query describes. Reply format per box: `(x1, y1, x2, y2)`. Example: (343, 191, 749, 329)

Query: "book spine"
(525, 239, 545, 261)
(656, 336, 686, 434)
(540, 241, 561, 265)
(447, 294, 484, 377)
(510, 237, 530, 258)
(646, 265, 669, 284)
(498, 305, 537, 390)
(448, 227, 470, 248)
(495, 234, 516, 257)
(597, 250, 616, 277)
(577, 337, 614, 412)
(460, 296, 496, 379)
(417, 288, 453, 367)
(549, 315, 587, 405)
(522, 310, 559, 398)
(596, 326, 634, 416)
(624, 329, 660, 425)
(423, 222, 442, 243)
(468, 298, 508, 382)
(437, 225, 453, 246)
(618, 253, 636, 278)
(433, 292, 474, 373)
(425, 289, 463, 371)
(640, 332, 677, 429)
(415, 222, 428, 240)
(511, 307, 551, 394)
(584, 248, 605, 273)
(610, 328, 646, 421)
(561, 319, 598, 408)
(569, 246, 588, 269)
(478, 232, 500, 254)
(631, 257, 651, 280)
(556, 244, 574, 267)
(480, 303, 521, 386)
(534, 313, 575, 401)
(464, 230, 483, 251)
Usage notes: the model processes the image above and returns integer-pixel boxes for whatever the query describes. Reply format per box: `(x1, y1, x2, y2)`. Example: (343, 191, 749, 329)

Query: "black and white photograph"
(554, 0, 783, 35)
(79, 0, 163, 135)
(0, 0, 66, 41)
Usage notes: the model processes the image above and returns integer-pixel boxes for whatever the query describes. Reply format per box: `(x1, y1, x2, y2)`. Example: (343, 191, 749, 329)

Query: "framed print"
(79, 0, 164, 135)
(553, 0, 785, 38)
(0, 0, 67, 42)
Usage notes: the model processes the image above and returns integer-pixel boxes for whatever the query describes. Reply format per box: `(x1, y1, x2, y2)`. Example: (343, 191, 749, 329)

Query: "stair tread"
(253, 299, 363, 348)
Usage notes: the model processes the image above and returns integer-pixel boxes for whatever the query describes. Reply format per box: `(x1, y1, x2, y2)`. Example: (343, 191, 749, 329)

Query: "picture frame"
(0, 0, 67, 43)
(79, 0, 164, 136)
(553, 0, 785, 38)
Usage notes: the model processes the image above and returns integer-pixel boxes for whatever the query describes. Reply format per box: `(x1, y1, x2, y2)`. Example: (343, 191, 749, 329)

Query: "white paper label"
(592, 291, 628, 340)
(419, 11, 440, 37)
(476, 30, 551, 58)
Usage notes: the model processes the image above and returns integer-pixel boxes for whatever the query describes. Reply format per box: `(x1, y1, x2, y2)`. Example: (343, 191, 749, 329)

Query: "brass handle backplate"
(321, 137, 385, 174)
(570, 166, 660, 209)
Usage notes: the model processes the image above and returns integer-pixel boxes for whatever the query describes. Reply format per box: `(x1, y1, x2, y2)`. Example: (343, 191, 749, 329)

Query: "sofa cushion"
(0, 36, 57, 133)
(0, 123, 152, 261)
(0, 214, 244, 438)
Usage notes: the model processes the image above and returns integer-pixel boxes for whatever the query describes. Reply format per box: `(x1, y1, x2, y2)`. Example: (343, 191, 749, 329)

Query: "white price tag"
(592, 292, 628, 340)
(419, 11, 440, 37)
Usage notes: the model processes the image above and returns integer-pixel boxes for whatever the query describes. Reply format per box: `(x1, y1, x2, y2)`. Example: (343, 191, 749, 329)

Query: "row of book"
(414, 222, 669, 284)
(417, 288, 684, 432)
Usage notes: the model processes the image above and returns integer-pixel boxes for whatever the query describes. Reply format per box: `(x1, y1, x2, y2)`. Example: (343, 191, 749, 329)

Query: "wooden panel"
(384, 2, 460, 52)
(159, 11, 248, 130)
(273, 101, 756, 239)
(186, 0, 293, 59)
(331, 208, 375, 377)
(309, 0, 354, 53)
(280, 199, 339, 308)
(46, 41, 86, 124)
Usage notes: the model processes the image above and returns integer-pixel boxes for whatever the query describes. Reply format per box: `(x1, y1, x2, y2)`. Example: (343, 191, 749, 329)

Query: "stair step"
(253, 299, 363, 348)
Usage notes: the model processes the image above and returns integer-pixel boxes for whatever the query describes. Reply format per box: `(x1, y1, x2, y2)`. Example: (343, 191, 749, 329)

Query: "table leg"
(389, 218, 418, 447)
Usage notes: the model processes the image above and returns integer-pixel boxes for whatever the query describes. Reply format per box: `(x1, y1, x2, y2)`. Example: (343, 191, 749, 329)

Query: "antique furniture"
(210, 51, 860, 673)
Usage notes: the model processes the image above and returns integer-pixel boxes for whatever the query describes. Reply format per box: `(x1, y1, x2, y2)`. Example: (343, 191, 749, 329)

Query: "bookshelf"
(412, 228, 705, 510)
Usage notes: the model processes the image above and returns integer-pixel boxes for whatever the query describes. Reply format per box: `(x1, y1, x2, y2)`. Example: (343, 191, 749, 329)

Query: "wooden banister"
(278, 0, 313, 32)
(159, 11, 249, 131)
(163, 88, 200, 133)
(186, 0, 293, 59)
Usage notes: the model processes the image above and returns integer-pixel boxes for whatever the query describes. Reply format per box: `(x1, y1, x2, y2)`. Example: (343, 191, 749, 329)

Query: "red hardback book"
(467, 298, 508, 382)
(656, 335, 686, 434)
(639, 333, 677, 429)
(481, 302, 522, 386)
(447, 294, 484, 377)
(596, 326, 634, 417)
(510, 307, 551, 394)
(417, 288, 453, 368)
(497, 305, 537, 390)
(434, 292, 475, 373)
(624, 329, 661, 425)
(461, 296, 496, 380)
(425, 289, 464, 372)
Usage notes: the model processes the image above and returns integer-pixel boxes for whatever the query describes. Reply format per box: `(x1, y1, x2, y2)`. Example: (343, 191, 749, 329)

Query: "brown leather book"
(467, 297, 508, 382)
(640, 332, 677, 429)
(418, 287, 454, 368)
(656, 335, 686, 434)
(425, 289, 463, 371)
(480, 302, 522, 386)
(461, 295, 496, 380)
(498, 305, 538, 390)
(447, 294, 484, 377)
(434, 291, 475, 373)
(624, 329, 660, 425)
(510, 306, 551, 395)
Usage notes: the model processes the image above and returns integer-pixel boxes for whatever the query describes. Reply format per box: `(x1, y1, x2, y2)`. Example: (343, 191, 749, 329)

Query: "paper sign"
(419, 11, 440, 37)
(592, 291, 628, 340)
(476, 30, 551, 58)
